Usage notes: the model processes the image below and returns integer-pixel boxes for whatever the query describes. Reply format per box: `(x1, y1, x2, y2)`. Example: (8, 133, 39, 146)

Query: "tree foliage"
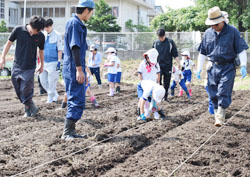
(86, 0, 121, 32)
(125, 19, 152, 32)
(0, 20, 8, 32)
(151, 0, 250, 32)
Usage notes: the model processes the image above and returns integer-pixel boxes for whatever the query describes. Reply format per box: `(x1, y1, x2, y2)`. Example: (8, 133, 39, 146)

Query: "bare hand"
(0, 57, 6, 69)
(35, 64, 43, 74)
(76, 70, 85, 84)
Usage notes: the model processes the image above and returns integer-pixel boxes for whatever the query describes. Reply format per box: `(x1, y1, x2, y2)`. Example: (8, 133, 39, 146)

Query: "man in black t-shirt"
(153, 28, 180, 101)
(0, 16, 45, 117)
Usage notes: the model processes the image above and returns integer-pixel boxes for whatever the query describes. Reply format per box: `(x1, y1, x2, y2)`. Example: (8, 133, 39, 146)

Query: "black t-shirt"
(9, 25, 45, 70)
(153, 38, 178, 72)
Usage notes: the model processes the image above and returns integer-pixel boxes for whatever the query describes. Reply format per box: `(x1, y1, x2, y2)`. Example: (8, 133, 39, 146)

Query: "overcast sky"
(155, 0, 195, 11)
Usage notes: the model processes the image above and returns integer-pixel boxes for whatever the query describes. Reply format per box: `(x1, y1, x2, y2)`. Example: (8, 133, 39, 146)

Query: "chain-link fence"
(0, 32, 249, 56)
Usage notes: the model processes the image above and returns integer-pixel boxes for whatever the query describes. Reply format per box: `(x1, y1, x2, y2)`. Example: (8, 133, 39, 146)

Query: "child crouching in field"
(137, 48, 166, 120)
(104, 47, 117, 96)
(170, 64, 191, 99)
(137, 80, 166, 121)
(179, 51, 195, 96)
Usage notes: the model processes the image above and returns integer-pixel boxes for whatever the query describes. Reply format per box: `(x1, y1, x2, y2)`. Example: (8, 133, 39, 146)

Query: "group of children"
(136, 48, 197, 121)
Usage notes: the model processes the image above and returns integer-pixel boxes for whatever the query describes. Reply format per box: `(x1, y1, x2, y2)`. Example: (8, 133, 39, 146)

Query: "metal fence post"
(103, 33, 105, 52)
(132, 32, 134, 51)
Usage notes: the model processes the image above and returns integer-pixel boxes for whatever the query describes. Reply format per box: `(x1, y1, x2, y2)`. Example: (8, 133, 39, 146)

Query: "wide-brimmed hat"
(205, 6, 225, 26)
(90, 44, 97, 51)
(143, 48, 159, 64)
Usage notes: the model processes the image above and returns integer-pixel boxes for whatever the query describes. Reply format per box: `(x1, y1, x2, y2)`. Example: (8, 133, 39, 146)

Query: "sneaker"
(107, 94, 114, 97)
(98, 85, 102, 89)
(53, 93, 59, 102)
(61, 135, 75, 141)
(154, 112, 160, 119)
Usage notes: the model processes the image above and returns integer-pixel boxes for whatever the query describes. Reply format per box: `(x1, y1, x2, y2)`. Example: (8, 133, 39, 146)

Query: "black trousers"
(160, 71, 172, 99)
(11, 66, 35, 106)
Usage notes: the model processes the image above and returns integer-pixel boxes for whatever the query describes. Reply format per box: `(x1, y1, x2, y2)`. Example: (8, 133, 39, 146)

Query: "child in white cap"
(179, 50, 195, 96)
(137, 48, 166, 120)
(137, 80, 166, 121)
(170, 64, 191, 99)
(104, 47, 117, 96)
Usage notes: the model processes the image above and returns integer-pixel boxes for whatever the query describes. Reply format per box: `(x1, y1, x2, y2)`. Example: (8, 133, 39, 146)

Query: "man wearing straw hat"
(196, 6, 249, 127)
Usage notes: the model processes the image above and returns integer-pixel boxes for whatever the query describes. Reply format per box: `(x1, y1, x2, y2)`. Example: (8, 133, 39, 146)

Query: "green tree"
(195, 0, 249, 31)
(151, 7, 207, 32)
(125, 19, 152, 32)
(0, 20, 8, 32)
(86, 0, 121, 32)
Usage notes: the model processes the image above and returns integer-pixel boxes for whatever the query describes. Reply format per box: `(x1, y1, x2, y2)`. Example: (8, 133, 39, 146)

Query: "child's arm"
(156, 73, 160, 84)
(117, 63, 120, 69)
(104, 61, 115, 67)
(85, 66, 92, 76)
(138, 73, 143, 81)
(139, 98, 146, 114)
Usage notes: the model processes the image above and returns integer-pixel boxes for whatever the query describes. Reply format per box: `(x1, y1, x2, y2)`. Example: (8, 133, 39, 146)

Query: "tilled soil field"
(0, 79, 250, 177)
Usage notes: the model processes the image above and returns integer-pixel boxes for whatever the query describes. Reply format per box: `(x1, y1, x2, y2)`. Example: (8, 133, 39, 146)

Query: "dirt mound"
(0, 79, 249, 177)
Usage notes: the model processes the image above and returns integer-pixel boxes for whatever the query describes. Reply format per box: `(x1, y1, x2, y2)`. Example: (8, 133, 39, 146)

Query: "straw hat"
(205, 6, 225, 26)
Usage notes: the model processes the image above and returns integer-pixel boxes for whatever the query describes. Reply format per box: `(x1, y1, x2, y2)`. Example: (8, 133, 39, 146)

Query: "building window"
(0, 0, 4, 19)
(21, 8, 56, 18)
(9, 8, 18, 24)
(112, 7, 119, 17)
(71, 6, 76, 15)
(55, 8, 65, 17)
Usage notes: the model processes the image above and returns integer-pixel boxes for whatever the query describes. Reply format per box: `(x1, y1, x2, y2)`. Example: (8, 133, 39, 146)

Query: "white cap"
(105, 47, 116, 53)
(152, 85, 165, 103)
(90, 44, 96, 51)
(143, 48, 159, 64)
(181, 51, 190, 59)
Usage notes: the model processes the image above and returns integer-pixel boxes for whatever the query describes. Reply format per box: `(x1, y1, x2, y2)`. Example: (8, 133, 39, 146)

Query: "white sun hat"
(152, 85, 165, 103)
(105, 47, 116, 53)
(143, 48, 159, 64)
(205, 6, 225, 26)
(181, 51, 190, 59)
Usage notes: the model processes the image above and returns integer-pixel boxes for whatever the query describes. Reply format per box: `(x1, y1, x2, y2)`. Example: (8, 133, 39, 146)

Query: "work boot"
(61, 119, 75, 141)
(185, 90, 191, 99)
(214, 107, 225, 127)
(158, 109, 166, 119)
(23, 105, 31, 118)
(116, 86, 121, 93)
(179, 89, 183, 97)
(71, 120, 86, 138)
(29, 101, 39, 117)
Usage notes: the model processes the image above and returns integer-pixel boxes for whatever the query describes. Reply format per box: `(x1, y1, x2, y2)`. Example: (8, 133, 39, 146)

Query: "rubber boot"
(29, 101, 39, 117)
(208, 101, 214, 115)
(185, 90, 191, 99)
(158, 109, 166, 119)
(116, 86, 121, 93)
(170, 89, 174, 96)
(61, 102, 67, 109)
(189, 89, 192, 96)
(90, 96, 100, 108)
(136, 107, 141, 120)
(61, 119, 75, 141)
(71, 120, 86, 138)
(215, 107, 225, 127)
(179, 89, 183, 97)
(23, 105, 31, 118)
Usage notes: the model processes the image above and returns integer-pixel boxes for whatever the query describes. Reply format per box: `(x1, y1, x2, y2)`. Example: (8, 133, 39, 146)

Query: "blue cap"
(77, 0, 95, 8)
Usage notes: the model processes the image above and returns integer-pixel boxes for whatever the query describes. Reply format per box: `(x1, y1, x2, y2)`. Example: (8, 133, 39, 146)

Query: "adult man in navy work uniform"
(153, 29, 180, 101)
(61, 0, 95, 141)
(0, 16, 45, 117)
(197, 6, 249, 127)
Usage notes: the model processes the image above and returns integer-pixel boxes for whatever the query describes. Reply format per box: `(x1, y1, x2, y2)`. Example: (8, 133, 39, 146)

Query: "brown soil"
(0, 79, 250, 177)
